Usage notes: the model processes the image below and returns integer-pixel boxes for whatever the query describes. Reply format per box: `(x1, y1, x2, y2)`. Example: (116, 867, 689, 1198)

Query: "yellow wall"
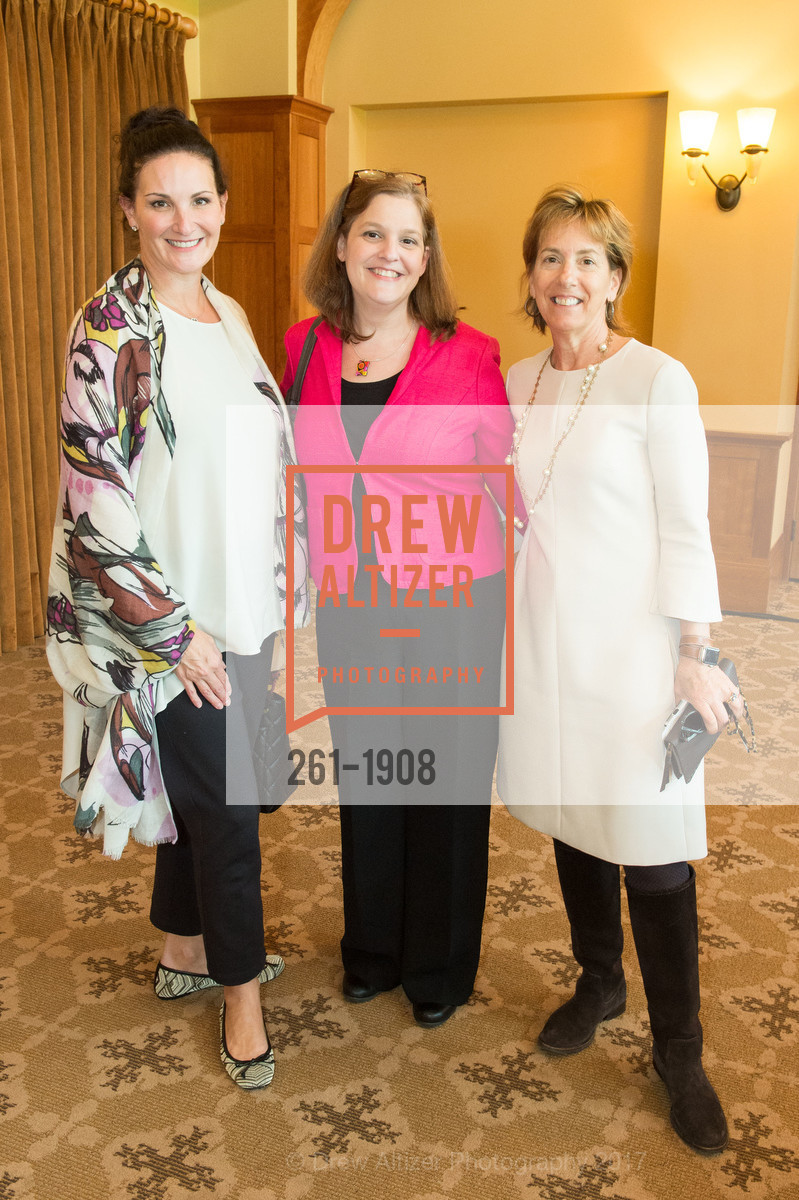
(351, 96, 666, 370)
(323, 1, 799, 417)
(195, 0, 297, 100)
(195, 0, 799, 546)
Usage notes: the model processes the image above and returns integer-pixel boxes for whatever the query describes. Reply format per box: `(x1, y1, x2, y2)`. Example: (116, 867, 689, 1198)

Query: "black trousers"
(338, 802, 492, 1002)
(149, 637, 274, 987)
(316, 571, 506, 1004)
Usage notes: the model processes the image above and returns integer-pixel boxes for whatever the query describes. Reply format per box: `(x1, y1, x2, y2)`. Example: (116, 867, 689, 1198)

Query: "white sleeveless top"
(138, 303, 281, 706)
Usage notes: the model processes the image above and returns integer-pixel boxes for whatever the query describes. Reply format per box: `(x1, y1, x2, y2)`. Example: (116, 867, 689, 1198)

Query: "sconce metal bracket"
(702, 164, 745, 211)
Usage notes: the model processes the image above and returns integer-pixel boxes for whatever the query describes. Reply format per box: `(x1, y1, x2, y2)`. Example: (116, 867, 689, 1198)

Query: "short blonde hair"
(521, 185, 633, 334)
(303, 174, 458, 344)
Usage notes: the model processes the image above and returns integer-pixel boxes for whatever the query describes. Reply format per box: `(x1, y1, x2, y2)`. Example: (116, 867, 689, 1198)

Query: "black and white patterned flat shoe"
(153, 955, 285, 999)
(219, 1002, 275, 1090)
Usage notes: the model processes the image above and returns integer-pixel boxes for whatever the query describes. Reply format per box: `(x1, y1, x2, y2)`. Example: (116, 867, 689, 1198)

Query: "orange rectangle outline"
(286, 464, 515, 733)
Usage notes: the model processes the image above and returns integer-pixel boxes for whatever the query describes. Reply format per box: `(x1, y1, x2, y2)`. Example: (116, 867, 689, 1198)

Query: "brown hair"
(521, 184, 633, 334)
(303, 174, 458, 343)
(118, 106, 227, 200)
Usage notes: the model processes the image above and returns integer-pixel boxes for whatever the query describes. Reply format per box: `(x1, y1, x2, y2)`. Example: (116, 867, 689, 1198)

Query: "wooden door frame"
(298, 0, 352, 101)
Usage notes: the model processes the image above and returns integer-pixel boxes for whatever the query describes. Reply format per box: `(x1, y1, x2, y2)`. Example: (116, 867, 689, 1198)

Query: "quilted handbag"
(253, 689, 297, 813)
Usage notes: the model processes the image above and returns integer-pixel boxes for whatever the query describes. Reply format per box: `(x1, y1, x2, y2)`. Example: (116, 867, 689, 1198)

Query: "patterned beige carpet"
(1, 587, 798, 1200)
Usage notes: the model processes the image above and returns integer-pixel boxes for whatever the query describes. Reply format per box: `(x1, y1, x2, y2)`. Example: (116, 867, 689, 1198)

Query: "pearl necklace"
(508, 330, 613, 518)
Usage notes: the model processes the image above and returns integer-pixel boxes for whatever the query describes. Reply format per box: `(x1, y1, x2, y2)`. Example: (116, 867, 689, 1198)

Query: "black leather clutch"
(660, 657, 739, 791)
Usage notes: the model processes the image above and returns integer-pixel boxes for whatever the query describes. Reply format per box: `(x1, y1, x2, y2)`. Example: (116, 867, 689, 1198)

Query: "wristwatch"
(679, 643, 721, 666)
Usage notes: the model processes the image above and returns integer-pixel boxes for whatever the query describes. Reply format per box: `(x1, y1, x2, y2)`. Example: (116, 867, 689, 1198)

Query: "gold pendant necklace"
(153, 289, 206, 322)
(353, 326, 413, 377)
(508, 330, 613, 517)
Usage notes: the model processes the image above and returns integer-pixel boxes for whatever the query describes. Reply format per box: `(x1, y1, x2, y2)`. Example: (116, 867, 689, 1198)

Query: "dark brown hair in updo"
(118, 106, 227, 200)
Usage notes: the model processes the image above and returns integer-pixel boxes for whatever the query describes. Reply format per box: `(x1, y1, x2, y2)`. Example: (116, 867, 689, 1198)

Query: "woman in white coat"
(497, 185, 744, 1155)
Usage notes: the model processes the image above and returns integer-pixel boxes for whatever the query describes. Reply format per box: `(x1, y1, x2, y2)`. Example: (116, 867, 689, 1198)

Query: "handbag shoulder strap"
(287, 316, 323, 406)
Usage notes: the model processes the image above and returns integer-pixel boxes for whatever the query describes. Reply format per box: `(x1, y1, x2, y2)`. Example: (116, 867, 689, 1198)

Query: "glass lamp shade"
(737, 107, 776, 151)
(679, 110, 718, 154)
(738, 108, 776, 181)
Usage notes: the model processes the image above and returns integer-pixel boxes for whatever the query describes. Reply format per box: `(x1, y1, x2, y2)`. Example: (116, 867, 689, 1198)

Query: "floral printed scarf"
(47, 260, 308, 858)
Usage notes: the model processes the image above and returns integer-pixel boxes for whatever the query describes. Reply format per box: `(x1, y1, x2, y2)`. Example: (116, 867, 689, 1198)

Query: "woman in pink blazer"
(283, 170, 525, 1027)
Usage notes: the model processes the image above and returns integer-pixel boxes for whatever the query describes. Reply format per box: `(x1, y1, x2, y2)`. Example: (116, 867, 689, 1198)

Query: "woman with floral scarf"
(47, 107, 308, 1090)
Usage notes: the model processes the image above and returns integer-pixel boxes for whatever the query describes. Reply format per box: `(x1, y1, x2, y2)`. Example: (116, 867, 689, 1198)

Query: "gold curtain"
(0, 0, 189, 652)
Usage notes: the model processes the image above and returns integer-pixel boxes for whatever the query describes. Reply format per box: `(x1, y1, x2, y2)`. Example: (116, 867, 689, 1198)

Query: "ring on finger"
(727, 690, 738, 703)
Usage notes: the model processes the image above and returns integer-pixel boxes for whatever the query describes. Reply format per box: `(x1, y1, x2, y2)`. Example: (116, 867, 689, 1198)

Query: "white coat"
(497, 340, 722, 865)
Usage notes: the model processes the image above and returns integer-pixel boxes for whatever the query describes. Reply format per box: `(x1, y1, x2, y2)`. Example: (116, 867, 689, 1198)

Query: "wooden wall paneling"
(770, 533, 785, 581)
(274, 107, 293, 372)
(213, 242, 277, 365)
(296, 243, 316, 321)
(193, 96, 332, 377)
(706, 430, 792, 612)
(292, 112, 327, 330)
(212, 120, 277, 364)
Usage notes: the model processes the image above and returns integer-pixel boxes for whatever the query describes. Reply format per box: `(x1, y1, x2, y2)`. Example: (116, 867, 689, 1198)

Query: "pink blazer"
(283, 318, 526, 594)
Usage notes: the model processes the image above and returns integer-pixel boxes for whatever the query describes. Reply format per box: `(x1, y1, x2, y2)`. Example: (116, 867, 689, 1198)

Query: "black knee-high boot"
(626, 865, 728, 1154)
(538, 841, 627, 1055)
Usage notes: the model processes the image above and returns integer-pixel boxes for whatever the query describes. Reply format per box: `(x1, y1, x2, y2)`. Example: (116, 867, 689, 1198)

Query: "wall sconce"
(679, 107, 776, 211)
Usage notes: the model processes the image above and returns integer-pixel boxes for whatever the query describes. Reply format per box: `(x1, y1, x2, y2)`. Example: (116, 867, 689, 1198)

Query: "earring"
(130, 225, 138, 233)
(606, 299, 615, 323)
